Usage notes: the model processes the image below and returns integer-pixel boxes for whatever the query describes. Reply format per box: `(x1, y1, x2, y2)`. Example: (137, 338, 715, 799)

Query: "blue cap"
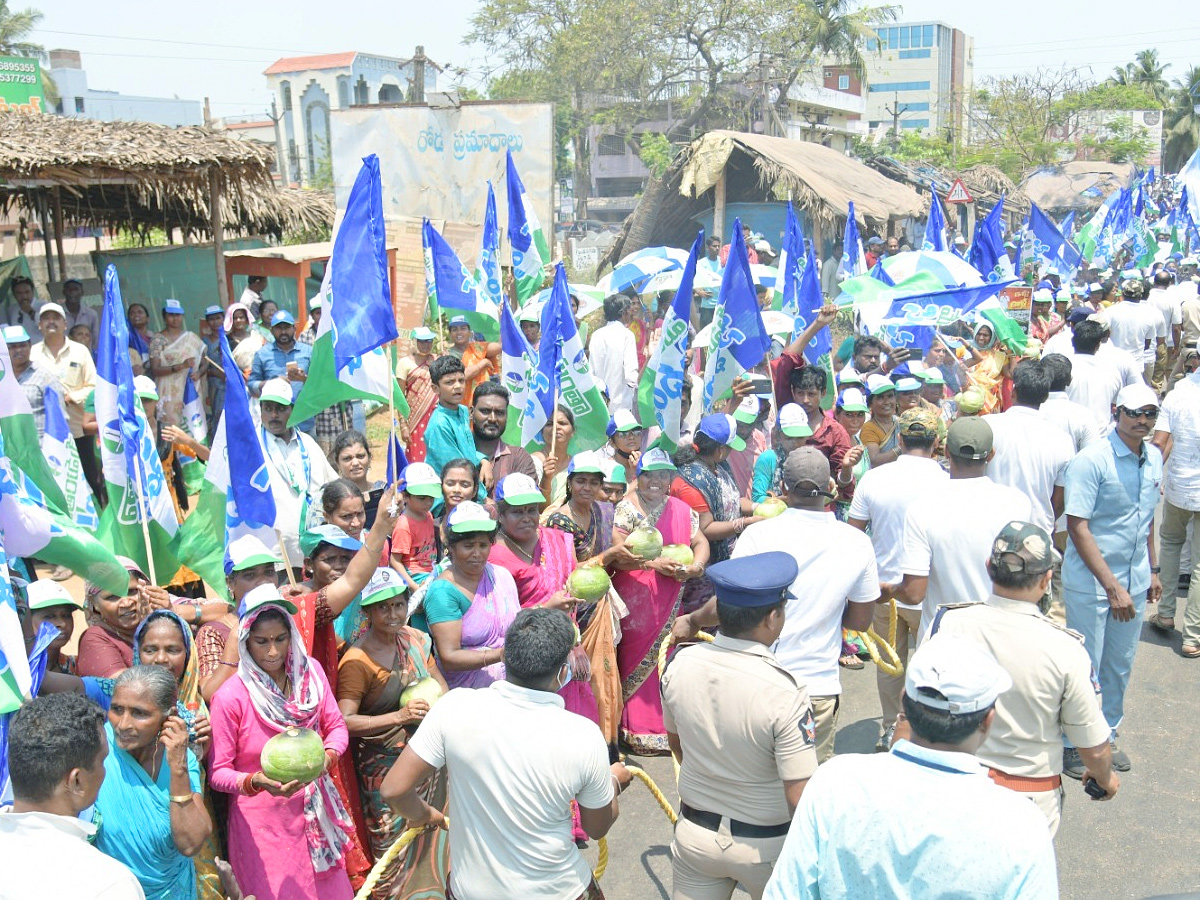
(299, 524, 361, 559)
(707, 552, 798, 607)
(204, 304, 224, 318)
(271, 310, 296, 327)
(162, 298, 185, 315)
(1066, 306, 1092, 324)
(448, 315, 469, 328)
(697, 413, 745, 452)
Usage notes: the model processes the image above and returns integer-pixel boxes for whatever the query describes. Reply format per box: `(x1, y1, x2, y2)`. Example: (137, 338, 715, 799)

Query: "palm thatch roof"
(1019, 162, 1135, 215)
(0, 114, 333, 238)
(863, 156, 1029, 222)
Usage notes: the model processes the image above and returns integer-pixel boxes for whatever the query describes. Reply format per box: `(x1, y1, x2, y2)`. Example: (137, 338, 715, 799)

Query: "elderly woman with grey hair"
(93, 665, 212, 900)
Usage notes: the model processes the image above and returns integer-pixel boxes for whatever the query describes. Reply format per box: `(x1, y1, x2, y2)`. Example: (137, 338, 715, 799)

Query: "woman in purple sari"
(423, 502, 520, 690)
(611, 449, 709, 754)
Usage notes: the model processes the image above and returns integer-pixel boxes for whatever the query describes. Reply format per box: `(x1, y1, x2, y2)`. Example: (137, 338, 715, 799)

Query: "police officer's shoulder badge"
(799, 707, 817, 745)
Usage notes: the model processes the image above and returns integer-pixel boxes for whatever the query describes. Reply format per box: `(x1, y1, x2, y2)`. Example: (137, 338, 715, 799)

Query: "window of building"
(281, 81, 292, 111)
(867, 81, 931, 93)
(866, 37, 878, 51)
(337, 77, 350, 108)
(74, 97, 85, 113)
(899, 49, 931, 60)
(899, 26, 910, 48)
(923, 25, 935, 47)
(597, 134, 626, 156)
(838, 74, 850, 90)
(901, 102, 930, 112)
(887, 27, 898, 48)
(901, 119, 930, 130)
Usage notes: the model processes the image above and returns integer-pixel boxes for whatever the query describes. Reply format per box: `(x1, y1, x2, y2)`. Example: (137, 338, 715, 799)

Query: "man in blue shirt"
(1062, 381, 1163, 773)
(249, 310, 313, 431)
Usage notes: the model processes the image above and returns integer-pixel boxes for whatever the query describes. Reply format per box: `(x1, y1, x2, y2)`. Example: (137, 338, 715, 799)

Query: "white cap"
(905, 633, 1013, 714)
(400, 462, 442, 497)
(225, 533, 281, 575)
(778, 403, 812, 438)
(2, 325, 30, 343)
(26, 578, 84, 610)
(260, 377, 294, 406)
(866, 373, 895, 396)
(38, 302, 65, 320)
(607, 408, 642, 435)
(733, 395, 761, 424)
(1032, 288, 1055, 302)
(754, 239, 774, 253)
(1115, 382, 1159, 410)
(133, 375, 159, 401)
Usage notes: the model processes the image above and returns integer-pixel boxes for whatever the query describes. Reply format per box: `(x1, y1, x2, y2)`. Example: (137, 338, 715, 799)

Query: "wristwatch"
(1150, 566, 1161, 574)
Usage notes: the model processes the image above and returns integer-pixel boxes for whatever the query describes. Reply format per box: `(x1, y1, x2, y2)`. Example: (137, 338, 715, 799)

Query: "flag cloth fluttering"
(422, 219, 501, 340)
(42, 385, 97, 530)
(499, 295, 546, 449)
(507, 150, 550, 305)
(0, 338, 65, 511)
(794, 239, 831, 363)
(838, 202, 867, 282)
(704, 219, 771, 411)
(922, 184, 948, 252)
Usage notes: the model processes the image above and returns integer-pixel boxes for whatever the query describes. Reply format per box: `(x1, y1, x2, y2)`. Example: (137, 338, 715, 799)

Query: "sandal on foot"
(1182, 644, 1200, 658)
(1148, 613, 1175, 632)
(839, 654, 864, 669)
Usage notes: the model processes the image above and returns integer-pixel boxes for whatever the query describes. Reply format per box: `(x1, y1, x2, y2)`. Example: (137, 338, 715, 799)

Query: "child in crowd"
(391, 462, 442, 591)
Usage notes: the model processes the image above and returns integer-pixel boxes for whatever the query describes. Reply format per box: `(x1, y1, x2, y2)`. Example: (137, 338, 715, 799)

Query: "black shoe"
(1063, 747, 1085, 780)
(875, 722, 896, 753)
(1110, 740, 1131, 772)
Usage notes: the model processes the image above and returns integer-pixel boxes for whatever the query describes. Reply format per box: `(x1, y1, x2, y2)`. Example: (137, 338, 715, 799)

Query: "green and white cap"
(778, 403, 813, 438)
(601, 459, 627, 485)
(26, 579, 84, 611)
(567, 450, 606, 475)
(495, 473, 545, 506)
(240, 583, 298, 616)
(401, 462, 442, 498)
(361, 567, 408, 607)
(226, 534, 281, 574)
(260, 377, 294, 406)
(446, 500, 498, 533)
(733, 396, 761, 424)
(134, 375, 159, 402)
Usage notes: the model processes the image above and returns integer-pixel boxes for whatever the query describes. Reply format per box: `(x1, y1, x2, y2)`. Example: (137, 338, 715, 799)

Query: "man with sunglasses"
(1062, 382, 1163, 773)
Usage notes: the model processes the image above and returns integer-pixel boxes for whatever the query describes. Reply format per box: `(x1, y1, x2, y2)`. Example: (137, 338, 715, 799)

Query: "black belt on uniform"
(679, 803, 790, 838)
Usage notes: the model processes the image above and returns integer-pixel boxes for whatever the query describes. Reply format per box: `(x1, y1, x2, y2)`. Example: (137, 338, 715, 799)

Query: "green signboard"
(0, 56, 45, 113)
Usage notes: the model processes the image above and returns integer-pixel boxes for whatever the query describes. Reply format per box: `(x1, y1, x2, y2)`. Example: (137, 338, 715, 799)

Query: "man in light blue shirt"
(1062, 382, 1163, 772)
(249, 310, 313, 431)
(764, 634, 1058, 900)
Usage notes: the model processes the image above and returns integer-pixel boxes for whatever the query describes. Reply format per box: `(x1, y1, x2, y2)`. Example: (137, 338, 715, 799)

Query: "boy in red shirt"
(390, 462, 442, 590)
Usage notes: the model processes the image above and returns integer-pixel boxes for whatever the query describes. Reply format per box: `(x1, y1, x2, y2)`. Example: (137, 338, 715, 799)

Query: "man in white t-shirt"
(983, 360, 1073, 537)
(1067, 321, 1127, 434)
(1103, 278, 1166, 385)
(383, 608, 630, 900)
(1147, 270, 1183, 390)
(1039, 353, 1101, 453)
(733, 446, 879, 763)
(0, 693, 145, 900)
(848, 406, 948, 750)
(898, 417, 1035, 638)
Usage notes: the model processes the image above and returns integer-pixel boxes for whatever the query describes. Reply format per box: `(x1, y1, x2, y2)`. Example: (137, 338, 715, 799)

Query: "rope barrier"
(354, 820, 445, 900)
(846, 598, 904, 678)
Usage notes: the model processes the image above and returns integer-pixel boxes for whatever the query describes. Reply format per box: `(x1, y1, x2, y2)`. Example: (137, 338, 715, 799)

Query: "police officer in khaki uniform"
(931, 521, 1119, 837)
(661, 552, 818, 900)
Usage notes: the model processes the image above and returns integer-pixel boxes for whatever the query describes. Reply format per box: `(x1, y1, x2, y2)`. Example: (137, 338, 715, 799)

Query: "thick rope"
(594, 836, 609, 880)
(624, 763, 678, 824)
(353, 820, 445, 900)
(847, 598, 904, 678)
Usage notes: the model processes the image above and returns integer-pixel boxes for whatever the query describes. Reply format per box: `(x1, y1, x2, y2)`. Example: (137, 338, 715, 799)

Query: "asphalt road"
(582, 615, 1200, 900)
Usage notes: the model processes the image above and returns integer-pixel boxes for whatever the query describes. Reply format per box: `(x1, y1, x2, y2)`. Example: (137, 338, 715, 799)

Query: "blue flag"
(882, 281, 1013, 328)
(869, 258, 896, 286)
(1022, 203, 1080, 276)
(704, 218, 770, 410)
(778, 202, 804, 320)
(423, 219, 480, 313)
(795, 240, 831, 363)
(221, 332, 275, 530)
(479, 182, 505, 310)
(923, 184, 948, 252)
(968, 199, 1015, 283)
(1182, 147, 1200, 229)
(386, 433, 410, 484)
(330, 154, 397, 374)
(1059, 211, 1076, 241)
(839, 202, 867, 281)
(499, 293, 548, 448)
(507, 150, 550, 303)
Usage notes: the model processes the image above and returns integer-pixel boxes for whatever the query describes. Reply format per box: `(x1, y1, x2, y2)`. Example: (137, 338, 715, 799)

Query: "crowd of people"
(2, 241, 1198, 900)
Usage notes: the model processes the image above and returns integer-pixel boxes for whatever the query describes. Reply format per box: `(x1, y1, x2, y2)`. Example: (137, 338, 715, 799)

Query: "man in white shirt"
(733, 446, 879, 762)
(1039, 353, 1101, 452)
(984, 360, 1074, 537)
(239, 274, 267, 318)
(848, 406, 948, 750)
(1067, 321, 1127, 434)
(1104, 278, 1166, 385)
(1147, 269, 1183, 390)
(32, 302, 99, 495)
(763, 634, 1057, 900)
(258, 377, 337, 572)
(1150, 347, 1200, 656)
(0, 692, 145, 900)
(588, 294, 639, 414)
(898, 417, 1035, 638)
(382, 608, 630, 900)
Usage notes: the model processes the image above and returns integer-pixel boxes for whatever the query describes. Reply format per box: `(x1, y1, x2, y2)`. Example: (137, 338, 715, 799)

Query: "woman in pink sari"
(611, 448, 709, 754)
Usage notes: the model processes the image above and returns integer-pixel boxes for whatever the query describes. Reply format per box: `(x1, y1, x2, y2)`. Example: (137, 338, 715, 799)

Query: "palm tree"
(1109, 49, 1171, 105)
(0, 1, 43, 57)
(1165, 65, 1200, 171)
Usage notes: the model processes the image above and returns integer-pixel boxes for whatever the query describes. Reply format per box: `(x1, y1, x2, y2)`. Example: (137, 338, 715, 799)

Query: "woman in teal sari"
(95, 665, 212, 900)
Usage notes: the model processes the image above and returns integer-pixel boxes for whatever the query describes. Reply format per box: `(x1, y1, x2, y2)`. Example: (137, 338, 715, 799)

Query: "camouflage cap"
(989, 521, 1054, 576)
(897, 406, 940, 439)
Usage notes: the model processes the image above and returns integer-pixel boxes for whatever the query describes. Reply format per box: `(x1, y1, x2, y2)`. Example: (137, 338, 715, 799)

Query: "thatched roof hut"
(1020, 162, 1135, 216)
(0, 114, 332, 239)
(863, 157, 1029, 222)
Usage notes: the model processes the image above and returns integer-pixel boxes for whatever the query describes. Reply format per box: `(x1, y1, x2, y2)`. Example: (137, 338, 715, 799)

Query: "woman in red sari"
(396, 329, 438, 462)
(611, 448, 709, 754)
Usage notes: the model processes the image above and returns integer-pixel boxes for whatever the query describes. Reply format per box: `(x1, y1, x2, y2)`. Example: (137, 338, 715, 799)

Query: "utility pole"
(268, 98, 287, 185)
(885, 92, 910, 147)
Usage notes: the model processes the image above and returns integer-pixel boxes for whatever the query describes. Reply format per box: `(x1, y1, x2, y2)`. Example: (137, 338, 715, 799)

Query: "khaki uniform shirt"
(933, 594, 1110, 777)
(31, 338, 95, 438)
(662, 632, 818, 825)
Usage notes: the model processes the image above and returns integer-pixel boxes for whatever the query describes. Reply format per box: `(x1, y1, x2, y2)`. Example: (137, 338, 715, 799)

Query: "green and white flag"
(0, 338, 65, 511)
(506, 149, 550, 305)
(540, 265, 609, 453)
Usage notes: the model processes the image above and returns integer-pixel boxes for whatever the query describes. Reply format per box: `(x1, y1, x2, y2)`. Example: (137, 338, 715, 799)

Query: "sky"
(30, 0, 1200, 119)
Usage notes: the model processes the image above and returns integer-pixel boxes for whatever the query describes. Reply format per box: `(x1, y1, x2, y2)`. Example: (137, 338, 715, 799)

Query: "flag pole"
(388, 340, 398, 480)
(438, 309, 446, 355)
(274, 529, 299, 588)
(548, 386, 561, 461)
(129, 440, 158, 586)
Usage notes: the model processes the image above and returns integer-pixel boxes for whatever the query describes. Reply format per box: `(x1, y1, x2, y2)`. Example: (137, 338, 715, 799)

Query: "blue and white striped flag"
(704, 219, 771, 411)
(968, 199, 1016, 283)
(478, 182, 505, 313)
(778, 203, 804, 321)
(795, 240, 831, 363)
(181, 374, 207, 444)
(422, 219, 500, 339)
(499, 294, 548, 449)
(839, 202, 867, 282)
(42, 385, 97, 530)
(923, 183, 948, 252)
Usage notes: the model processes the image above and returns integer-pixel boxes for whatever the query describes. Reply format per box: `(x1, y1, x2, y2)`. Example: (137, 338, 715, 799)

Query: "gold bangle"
(169, 793, 194, 805)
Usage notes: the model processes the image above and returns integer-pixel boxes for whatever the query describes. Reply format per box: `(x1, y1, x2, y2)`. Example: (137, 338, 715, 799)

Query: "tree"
(1165, 65, 1200, 171)
(1109, 49, 1171, 106)
(0, 0, 42, 57)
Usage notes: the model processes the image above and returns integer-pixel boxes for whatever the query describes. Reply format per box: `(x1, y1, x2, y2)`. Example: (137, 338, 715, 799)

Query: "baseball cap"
(567, 450, 606, 475)
(602, 459, 628, 484)
(1066, 306, 1092, 324)
(697, 413, 745, 452)
(240, 583, 298, 617)
(867, 236, 884, 246)
(1088, 282, 1104, 293)
(894, 376, 922, 393)
(866, 373, 895, 396)
(1115, 382, 1159, 411)
(495, 472, 545, 506)
(447, 315, 469, 328)
(204, 304, 224, 318)
(637, 447, 677, 474)
(26, 579, 84, 611)
(38, 302, 65, 320)
(133, 375, 159, 402)
(706, 552, 798, 607)
(400, 462, 442, 497)
(1032, 288, 1054, 303)
(309, 295, 323, 310)
(917, 368, 945, 386)
(990, 521, 1055, 576)
(905, 633, 1012, 714)
(754, 239, 774, 254)
(271, 310, 296, 327)
(733, 396, 761, 424)
(606, 409, 642, 435)
(446, 500, 498, 533)
(518, 306, 540, 324)
(898, 406, 940, 439)
(778, 403, 812, 438)
(946, 415, 993, 460)
(836, 387, 869, 412)
(162, 299, 185, 315)
(3, 325, 30, 343)
(781, 446, 832, 495)
(299, 524, 361, 559)
(260, 378, 294, 406)
(412, 326, 437, 342)
(837, 370, 865, 388)
(360, 567, 408, 608)
(225, 534, 281, 575)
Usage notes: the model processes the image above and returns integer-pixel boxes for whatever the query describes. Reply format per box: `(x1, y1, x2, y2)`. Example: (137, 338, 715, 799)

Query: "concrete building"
(264, 48, 439, 186)
(861, 21, 973, 140)
(47, 49, 201, 127)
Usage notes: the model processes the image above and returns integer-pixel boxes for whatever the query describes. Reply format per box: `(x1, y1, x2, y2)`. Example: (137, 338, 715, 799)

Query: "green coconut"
(626, 522, 664, 560)
(567, 566, 612, 602)
(399, 676, 443, 708)
(659, 544, 695, 566)
(754, 498, 787, 518)
(260, 726, 326, 784)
